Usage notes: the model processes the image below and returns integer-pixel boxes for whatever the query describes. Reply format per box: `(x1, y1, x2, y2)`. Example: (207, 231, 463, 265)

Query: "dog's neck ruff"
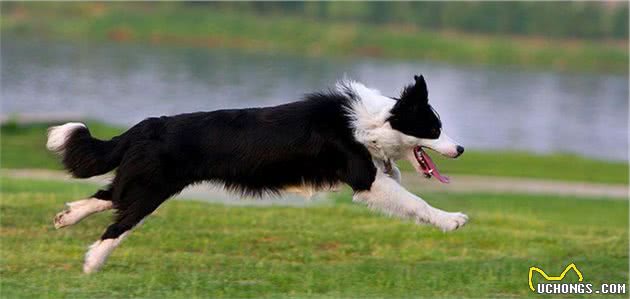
(338, 80, 409, 161)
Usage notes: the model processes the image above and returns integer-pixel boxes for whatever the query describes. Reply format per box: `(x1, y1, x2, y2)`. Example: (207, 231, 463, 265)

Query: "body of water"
(2, 38, 628, 161)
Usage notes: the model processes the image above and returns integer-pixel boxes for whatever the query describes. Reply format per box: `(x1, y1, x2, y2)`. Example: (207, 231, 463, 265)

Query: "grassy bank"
(1, 177, 628, 298)
(397, 151, 629, 185)
(1, 3, 627, 73)
(1, 122, 627, 184)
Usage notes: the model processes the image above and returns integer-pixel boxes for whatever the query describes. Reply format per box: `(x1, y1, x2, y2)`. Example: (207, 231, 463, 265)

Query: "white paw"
(83, 233, 128, 274)
(53, 199, 112, 229)
(53, 203, 81, 229)
(433, 211, 468, 232)
(83, 240, 107, 274)
(53, 209, 70, 229)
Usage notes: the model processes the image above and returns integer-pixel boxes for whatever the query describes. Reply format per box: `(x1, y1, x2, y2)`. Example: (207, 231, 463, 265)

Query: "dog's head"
(388, 75, 464, 182)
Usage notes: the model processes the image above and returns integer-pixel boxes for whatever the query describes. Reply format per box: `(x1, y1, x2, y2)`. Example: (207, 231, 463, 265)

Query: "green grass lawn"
(1, 177, 627, 298)
(1, 3, 627, 73)
(1, 122, 628, 184)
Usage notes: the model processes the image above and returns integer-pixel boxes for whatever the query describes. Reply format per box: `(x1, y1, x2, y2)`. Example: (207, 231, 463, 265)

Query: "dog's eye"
(432, 128, 440, 136)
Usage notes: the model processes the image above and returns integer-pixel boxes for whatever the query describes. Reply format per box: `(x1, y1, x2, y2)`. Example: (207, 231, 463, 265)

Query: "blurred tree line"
(188, 1, 628, 40)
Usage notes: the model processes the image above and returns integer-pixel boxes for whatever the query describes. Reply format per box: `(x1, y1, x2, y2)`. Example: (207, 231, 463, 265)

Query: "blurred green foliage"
(4, 2, 626, 40)
(189, 2, 629, 40)
(1, 2, 627, 73)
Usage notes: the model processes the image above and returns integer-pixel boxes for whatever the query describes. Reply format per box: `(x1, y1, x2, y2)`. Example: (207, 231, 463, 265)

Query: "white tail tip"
(46, 122, 86, 154)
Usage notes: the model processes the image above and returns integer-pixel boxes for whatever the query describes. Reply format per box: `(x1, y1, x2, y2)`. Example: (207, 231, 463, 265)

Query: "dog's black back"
(61, 92, 377, 201)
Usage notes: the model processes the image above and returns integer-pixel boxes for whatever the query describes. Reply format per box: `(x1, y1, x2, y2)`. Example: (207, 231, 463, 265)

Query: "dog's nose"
(455, 145, 465, 158)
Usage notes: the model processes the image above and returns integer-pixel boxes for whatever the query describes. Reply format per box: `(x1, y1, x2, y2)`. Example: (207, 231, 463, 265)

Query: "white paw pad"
(53, 199, 112, 229)
(434, 211, 468, 232)
(54, 202, 85, 229)
(53, 207, 73, 229)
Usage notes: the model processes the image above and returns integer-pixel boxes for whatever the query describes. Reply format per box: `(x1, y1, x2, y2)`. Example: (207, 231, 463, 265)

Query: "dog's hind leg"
(82, 182, 181, 274)
(54, 188, 113, 229)
(83, 195, 160, 273)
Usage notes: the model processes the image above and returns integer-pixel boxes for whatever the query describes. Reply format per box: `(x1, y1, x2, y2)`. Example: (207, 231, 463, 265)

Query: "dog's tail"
(46, 123, 128, 178)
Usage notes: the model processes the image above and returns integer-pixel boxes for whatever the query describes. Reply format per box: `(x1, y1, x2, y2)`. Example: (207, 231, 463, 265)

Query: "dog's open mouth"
(413, 146, 450, 184)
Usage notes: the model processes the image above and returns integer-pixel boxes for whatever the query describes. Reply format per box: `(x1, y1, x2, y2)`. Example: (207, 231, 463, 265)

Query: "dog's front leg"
(375, 159, 401, 183)
(387, 162, 401, 183)
(353, 172, 467, 231)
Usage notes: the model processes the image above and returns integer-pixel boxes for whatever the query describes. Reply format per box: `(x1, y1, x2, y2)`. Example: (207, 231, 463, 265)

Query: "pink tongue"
(420, 150, 450, 183)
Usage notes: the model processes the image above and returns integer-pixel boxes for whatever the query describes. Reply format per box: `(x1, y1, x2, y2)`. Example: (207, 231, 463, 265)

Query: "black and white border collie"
(47, 75, 467, 273)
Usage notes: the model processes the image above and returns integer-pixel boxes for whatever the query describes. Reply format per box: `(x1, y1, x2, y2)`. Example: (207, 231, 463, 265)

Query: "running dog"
(47, 75, 467, 273)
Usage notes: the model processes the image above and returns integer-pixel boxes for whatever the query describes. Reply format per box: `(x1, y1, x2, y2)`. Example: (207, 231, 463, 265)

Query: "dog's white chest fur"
(339, 80, 414, 161)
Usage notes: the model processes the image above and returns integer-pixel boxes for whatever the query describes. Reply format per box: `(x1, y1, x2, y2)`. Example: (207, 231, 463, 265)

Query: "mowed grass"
(1, 177, 628, 298)
(1, 122, 628, 184)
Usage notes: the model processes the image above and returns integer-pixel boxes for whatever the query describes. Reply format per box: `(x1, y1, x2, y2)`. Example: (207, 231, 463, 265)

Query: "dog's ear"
(399, 74, 428, 104)
(413, 75, 428, 100)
